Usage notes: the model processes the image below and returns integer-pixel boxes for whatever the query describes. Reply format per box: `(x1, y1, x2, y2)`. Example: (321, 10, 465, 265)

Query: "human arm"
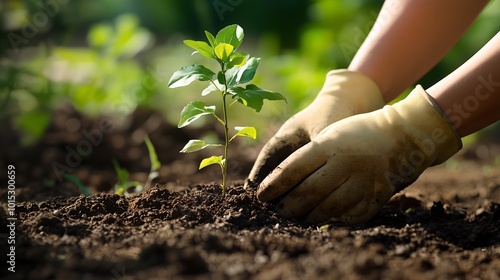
(428, 31, 500, 137)
(349, 0, 490, 102)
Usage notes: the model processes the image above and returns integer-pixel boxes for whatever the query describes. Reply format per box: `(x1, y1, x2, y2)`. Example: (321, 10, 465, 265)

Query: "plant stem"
(144, 166, 153, 191)
(220, 63, 229, 195)
(221, 93, 229, 195)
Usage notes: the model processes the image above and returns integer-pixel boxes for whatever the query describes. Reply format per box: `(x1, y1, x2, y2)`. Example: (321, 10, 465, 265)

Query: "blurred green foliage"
(1, 0, 499, 144)
(1, 11, 155, 143)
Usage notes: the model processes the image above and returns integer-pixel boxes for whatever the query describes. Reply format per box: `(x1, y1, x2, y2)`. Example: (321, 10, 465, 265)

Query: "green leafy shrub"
(168, 24, 286, 195)
(0, 14, 154, 143)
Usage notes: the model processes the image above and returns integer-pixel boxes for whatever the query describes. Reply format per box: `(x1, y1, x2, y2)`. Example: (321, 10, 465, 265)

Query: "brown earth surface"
(1, 108, 499, 279)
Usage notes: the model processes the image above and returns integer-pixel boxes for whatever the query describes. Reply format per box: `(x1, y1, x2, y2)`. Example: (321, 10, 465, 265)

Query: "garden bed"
(1, 108, 499, 279)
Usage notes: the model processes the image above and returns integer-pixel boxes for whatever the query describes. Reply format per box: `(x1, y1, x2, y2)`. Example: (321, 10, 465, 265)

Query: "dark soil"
(1, 108, 500, 279)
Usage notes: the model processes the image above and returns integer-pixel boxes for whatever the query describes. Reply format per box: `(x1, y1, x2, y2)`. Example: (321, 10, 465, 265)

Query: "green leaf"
(113, 158, 140, 197)
(114, 180, 142, 197)
(230, 84, 286, 112)
(230, 126, 257, 142)
(178, 101, 216, 128)
(205, 30, 216, 47)
(199, 156, 224, 170)
(225, 57, 260, 86)
(202, 82, 222, 96)
(180, 139, 222, 153)
(87, 24, 113, 48)
(180, 139, 206, 153)
(145, 135, 161, 170)
(227, 52, 248, 69)
(318, 224, 330, 231)
(183, 40, 214, 58)
(214, 43, 234, 61)
(168, 64, 215, 88)
(215, 24, 244, 50)
(110, 14, 152, 58)
(63, 174, 92, 196)
(16, 110, 50, 142)
(112, 159, 129, 185)
(115, 186, 125, 196)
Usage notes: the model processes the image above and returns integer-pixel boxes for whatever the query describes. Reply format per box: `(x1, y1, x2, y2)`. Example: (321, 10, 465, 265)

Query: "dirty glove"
(257, 85, 462, 224)
(245, 69, 385, 188)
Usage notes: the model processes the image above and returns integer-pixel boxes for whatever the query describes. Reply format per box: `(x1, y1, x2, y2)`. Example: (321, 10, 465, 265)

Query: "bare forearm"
(427, 32, 500, 137)
(348, 0, 489, 102)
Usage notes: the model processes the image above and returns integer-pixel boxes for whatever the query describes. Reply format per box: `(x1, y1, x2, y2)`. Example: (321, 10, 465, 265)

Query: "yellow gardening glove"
(245, 69, 385, 188)
(257, 85, 462, 224)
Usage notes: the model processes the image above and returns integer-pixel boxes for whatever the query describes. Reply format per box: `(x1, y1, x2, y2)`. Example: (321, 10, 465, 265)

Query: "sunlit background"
(1, 0, 499, 192)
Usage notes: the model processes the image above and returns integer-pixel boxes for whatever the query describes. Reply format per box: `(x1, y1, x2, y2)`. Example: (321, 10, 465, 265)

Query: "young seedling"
(113, 135, 161, 196)
(144, 135, 161, 190)
(168, 24, 286, 195)
(63, 173, 92, 196)
(113, 159, 141, 196)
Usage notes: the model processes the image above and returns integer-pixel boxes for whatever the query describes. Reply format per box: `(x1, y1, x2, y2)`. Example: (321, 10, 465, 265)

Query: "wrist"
(320, 69, 386, 114)
(392, 85, 462, 165)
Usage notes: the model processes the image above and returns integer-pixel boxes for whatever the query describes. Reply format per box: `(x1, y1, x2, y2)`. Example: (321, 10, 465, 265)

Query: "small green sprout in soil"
(63, 173, 92, 196)
(113, 135, 161, 196)
(168, 24, 286, 195)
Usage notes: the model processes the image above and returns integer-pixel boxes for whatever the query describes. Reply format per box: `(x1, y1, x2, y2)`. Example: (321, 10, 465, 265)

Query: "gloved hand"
(245, 69, 385, 188)
(257, 85, 462, 224)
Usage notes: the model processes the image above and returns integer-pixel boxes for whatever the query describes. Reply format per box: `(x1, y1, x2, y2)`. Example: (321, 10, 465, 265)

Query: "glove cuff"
(395, 85, 462, 165)
(321, 69, 385, 113)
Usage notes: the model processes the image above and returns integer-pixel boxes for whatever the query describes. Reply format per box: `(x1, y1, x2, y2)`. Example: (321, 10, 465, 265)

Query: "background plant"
(0, 14, 154, 144)
(113, 135, 161, 196)
(168, 24, 286, 195)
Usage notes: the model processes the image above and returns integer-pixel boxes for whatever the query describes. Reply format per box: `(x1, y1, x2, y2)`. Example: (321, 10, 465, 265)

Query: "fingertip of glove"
(243, 178, 258, 190)
(275, 203, 296, 219)
(256, 182, 280, 202)
(256, 186, 269, 201)
(305, 213, 326, 224)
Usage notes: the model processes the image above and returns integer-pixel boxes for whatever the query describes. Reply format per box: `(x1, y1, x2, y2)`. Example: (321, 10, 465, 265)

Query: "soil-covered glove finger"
(274, 157, 353, 218)
(256, 142, 329, 202)
(244, 124, 310, 189)
(305, 176, 393, 224)
(338, 192, 390, 225)
(304, 177, 367, 223)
